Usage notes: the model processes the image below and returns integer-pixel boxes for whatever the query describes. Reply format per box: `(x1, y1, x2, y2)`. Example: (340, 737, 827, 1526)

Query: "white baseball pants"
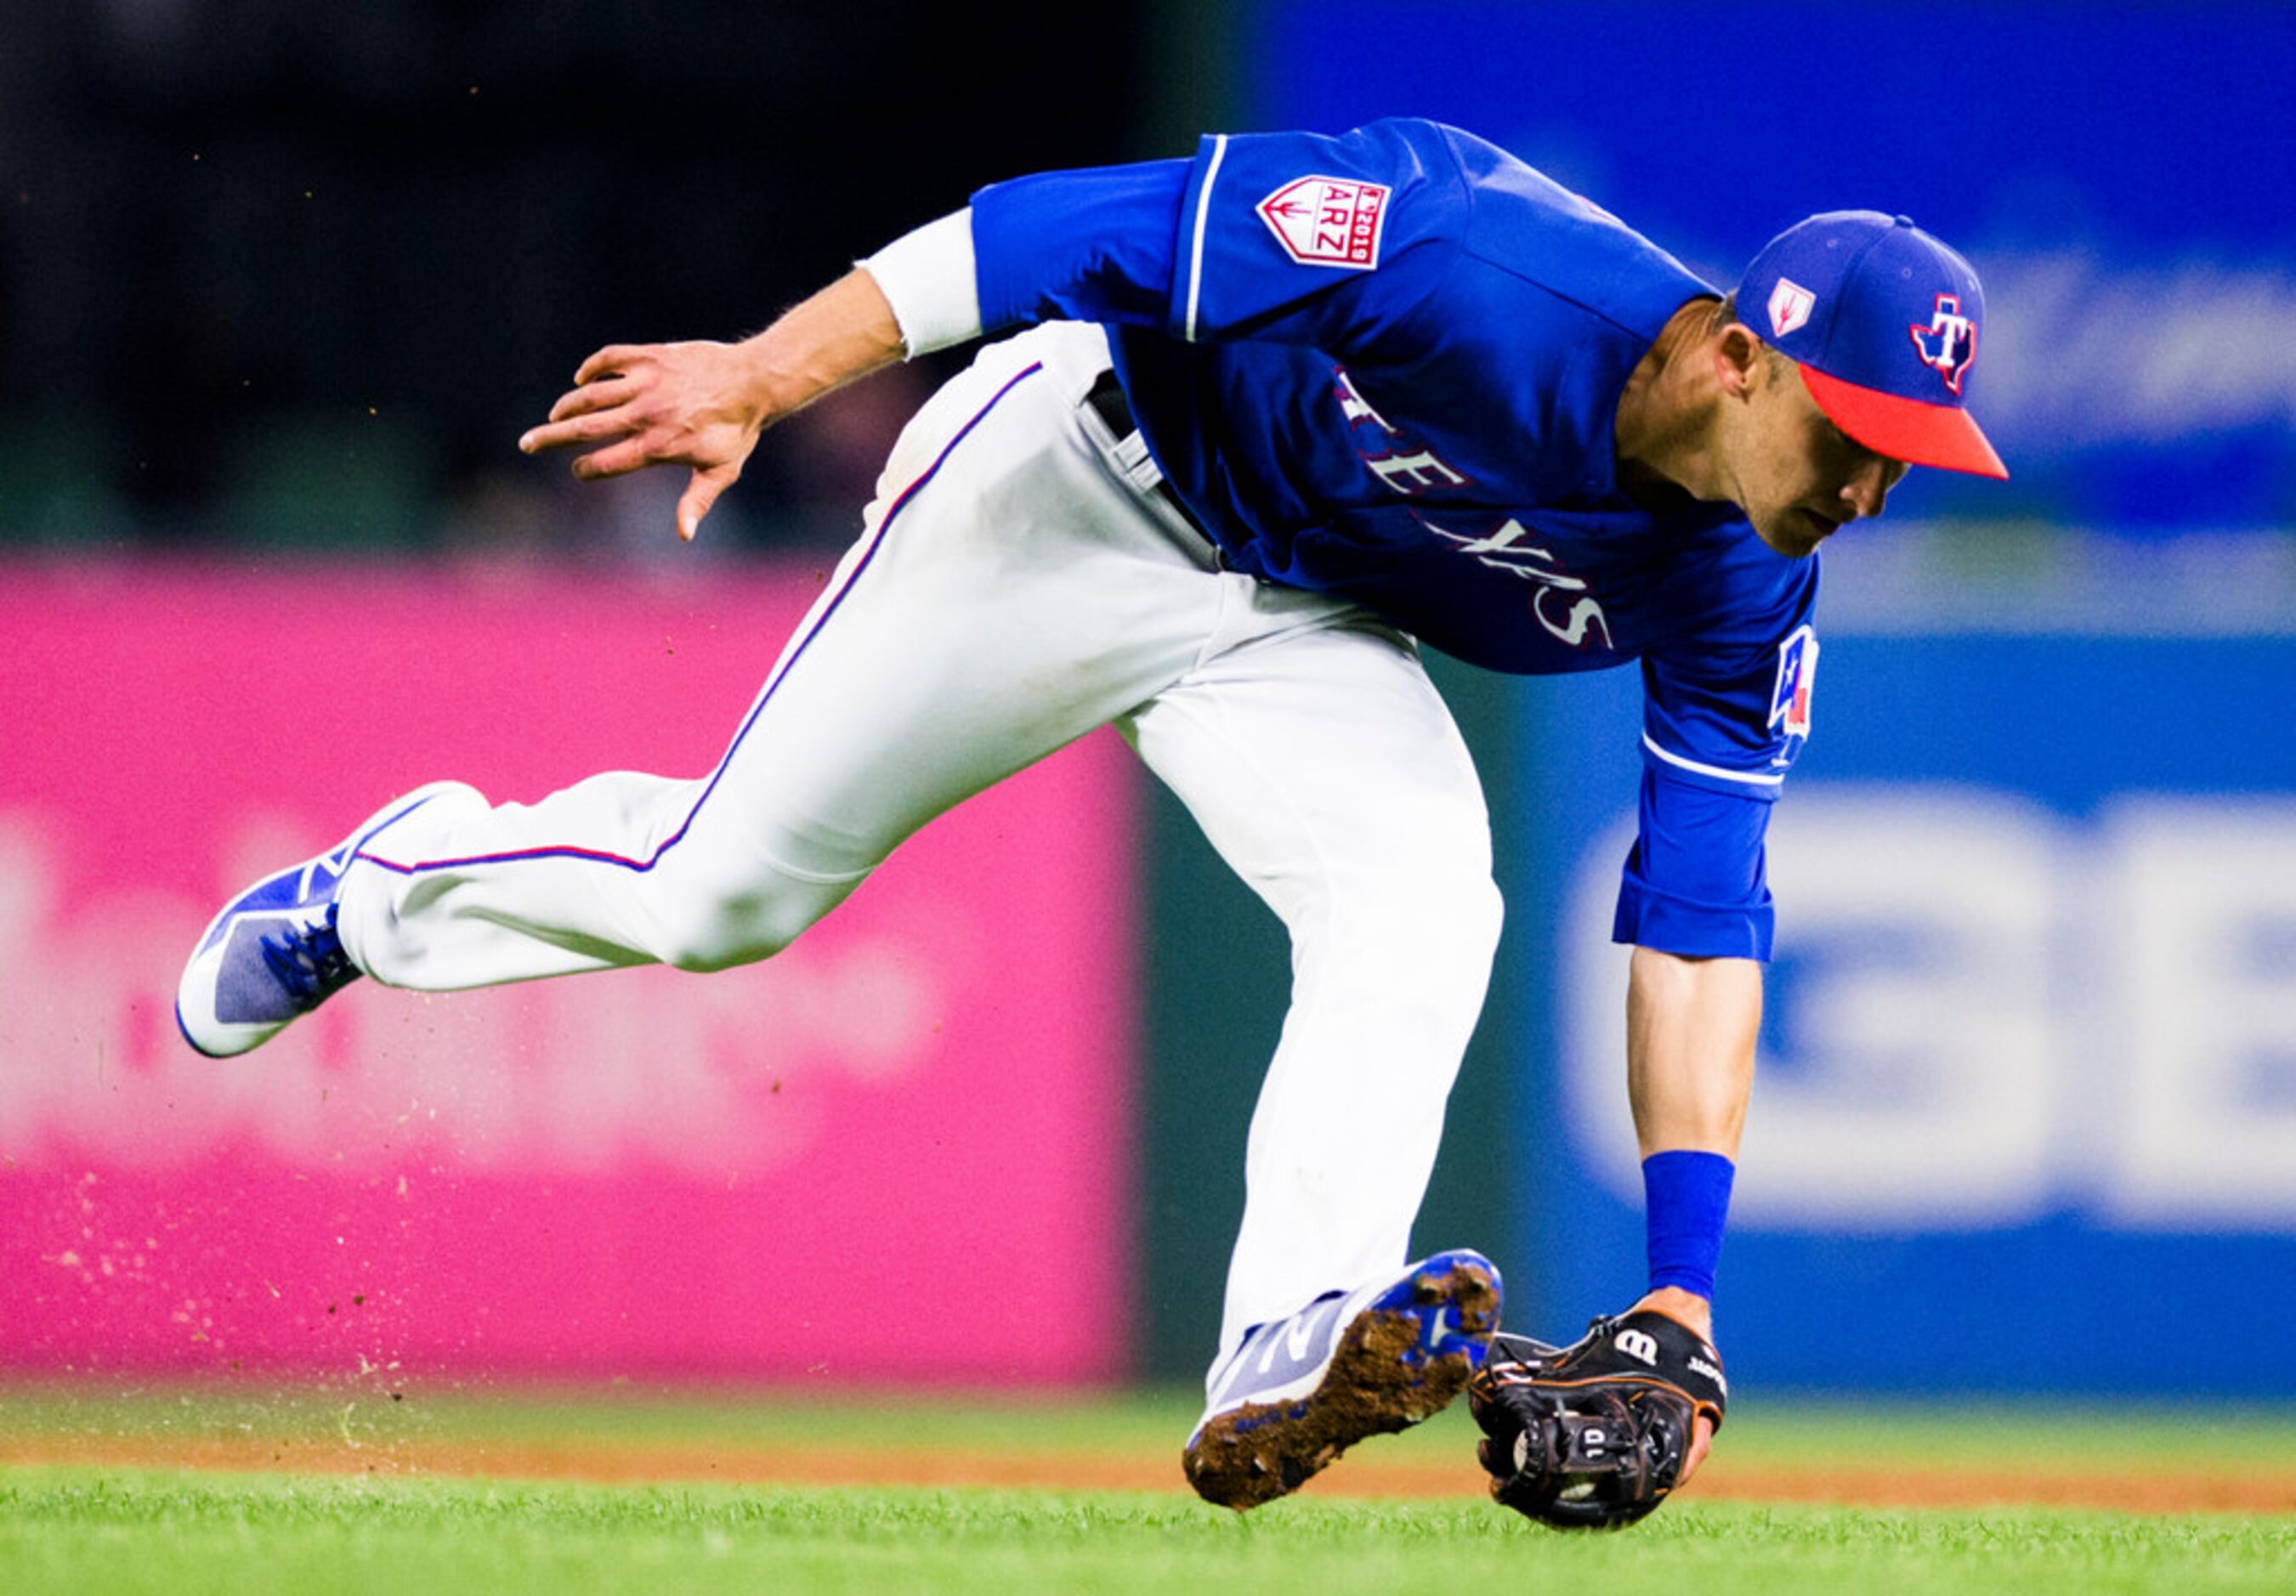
(335, 323, 1504, 1363)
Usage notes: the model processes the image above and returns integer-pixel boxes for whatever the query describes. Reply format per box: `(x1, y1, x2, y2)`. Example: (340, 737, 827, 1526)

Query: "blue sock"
(1642, 1150, 1734, 1302)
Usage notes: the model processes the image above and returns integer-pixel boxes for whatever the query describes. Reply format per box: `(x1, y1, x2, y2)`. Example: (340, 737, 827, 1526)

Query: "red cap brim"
(1799, 365, 2009, 480)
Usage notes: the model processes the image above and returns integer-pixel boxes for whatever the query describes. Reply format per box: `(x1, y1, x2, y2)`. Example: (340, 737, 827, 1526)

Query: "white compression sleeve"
(858, 208, 983, 359)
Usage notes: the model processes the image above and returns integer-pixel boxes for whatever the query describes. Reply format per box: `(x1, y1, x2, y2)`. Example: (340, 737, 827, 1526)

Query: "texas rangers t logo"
(1909, 293, 1977, 393)
(1258, 176, 1391, 269)
(1769, 625, 1818, 752)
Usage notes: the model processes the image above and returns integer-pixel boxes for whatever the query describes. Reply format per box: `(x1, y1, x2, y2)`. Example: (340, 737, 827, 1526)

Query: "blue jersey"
(970, 119, 1817, 960)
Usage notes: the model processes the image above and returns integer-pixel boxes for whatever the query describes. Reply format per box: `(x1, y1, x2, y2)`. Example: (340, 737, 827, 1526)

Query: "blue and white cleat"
(176, 781, 473, 1058)
(1182, 1248, 1503, 1509)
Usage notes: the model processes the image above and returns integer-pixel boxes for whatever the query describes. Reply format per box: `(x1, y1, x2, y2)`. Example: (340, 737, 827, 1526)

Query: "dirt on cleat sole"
(1182, 1260, 1500, 1510)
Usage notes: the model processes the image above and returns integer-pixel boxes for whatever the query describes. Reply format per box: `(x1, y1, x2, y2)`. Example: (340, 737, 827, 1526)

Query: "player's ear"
(1715, 324, 1766, 403)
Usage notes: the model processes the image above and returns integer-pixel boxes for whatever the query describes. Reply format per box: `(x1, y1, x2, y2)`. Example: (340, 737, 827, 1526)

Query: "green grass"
(4, 1468, 2294, 1596)
(5, 1384, 2296, 1593)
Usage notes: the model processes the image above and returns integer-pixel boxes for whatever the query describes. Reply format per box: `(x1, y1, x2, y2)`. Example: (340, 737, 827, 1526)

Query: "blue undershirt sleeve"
(1612, 771, 1777, 960)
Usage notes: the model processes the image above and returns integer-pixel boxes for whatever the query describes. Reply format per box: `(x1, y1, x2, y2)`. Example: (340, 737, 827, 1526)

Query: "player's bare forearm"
(1625, 946, 1760, 1161)
(1620, 945, 1758, 1483)
(518, 269, 907, 540)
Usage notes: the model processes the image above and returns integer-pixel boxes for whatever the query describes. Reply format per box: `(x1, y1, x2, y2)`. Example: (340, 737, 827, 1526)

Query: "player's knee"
(1338, 858, 1502, 993)
(661, 930, 783, 974)
(656, 908, 801, 972)
(1454, 870, 1505, 966)
(649, 880, 843, 972)
(1417, 868, 1504, 982)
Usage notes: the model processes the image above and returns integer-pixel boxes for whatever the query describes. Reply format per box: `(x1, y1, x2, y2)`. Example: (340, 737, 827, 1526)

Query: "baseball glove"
(1467, 1309, 1726, 1530)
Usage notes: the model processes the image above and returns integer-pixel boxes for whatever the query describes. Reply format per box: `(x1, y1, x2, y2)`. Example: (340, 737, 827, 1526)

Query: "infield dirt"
(8, 1429, 2294, 1516)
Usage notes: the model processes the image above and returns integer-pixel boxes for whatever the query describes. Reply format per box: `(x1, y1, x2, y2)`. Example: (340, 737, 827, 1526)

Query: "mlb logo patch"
(1257, 176, 1391, 270)
(1768, 277, 1815, 339)
(1769, 625, 1819, 740)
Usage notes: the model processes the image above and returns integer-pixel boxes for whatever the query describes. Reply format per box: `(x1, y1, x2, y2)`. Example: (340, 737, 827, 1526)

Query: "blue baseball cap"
(1738, 212, 2007, 479)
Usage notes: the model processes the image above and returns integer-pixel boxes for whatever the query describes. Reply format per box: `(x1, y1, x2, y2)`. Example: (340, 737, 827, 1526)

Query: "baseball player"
(178, 119, 2004, 1522)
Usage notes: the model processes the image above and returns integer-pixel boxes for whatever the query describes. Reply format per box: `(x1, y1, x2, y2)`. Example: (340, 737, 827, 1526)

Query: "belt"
(1084, 369, 1217, 548)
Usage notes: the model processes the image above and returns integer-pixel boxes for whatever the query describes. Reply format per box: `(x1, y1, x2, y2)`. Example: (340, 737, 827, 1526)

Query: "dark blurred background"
(14, 2, 2296, 556)
(0, 0, 1201, 555)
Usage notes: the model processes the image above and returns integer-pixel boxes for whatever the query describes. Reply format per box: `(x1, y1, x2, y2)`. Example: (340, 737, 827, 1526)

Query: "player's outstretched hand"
(517, 271, 909, 543)
(519, 340, 765, 542)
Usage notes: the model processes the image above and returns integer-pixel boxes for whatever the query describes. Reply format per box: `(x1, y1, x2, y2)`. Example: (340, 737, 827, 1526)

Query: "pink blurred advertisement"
(0, 560, 1137, 1383)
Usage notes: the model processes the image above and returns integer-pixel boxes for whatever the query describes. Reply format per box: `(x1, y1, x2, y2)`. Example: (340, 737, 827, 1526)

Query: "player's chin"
(1753, 507, 1838, 558)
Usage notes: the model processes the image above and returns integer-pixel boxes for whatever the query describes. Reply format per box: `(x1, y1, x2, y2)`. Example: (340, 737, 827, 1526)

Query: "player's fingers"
(546, 376, 637, 424)
(519, 408, 642, 456)
(573, 343, 655, 386)
(674, 462, 738, 542)
(1678, 1414, 1716, 1486)
(564, 438, 657, 481)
